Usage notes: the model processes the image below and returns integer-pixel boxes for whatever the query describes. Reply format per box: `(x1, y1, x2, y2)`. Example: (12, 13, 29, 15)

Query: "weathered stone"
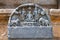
(0, 0, 57, 8)
(8, 27, 52, 38)
(8, 3, 53, 40)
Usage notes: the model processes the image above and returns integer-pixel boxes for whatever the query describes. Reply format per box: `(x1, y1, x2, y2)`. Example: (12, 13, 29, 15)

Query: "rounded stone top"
(8, 3, 51, 27)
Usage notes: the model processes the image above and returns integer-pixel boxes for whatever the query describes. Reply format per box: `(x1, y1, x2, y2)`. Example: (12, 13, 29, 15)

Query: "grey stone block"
(8, 26, 53, 38)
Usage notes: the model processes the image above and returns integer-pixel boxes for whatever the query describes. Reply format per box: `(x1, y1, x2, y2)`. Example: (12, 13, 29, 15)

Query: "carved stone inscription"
(8, 3, 53, 39)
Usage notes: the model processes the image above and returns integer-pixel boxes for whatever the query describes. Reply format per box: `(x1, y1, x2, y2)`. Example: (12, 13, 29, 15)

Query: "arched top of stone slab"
(8, 3, 51, 27)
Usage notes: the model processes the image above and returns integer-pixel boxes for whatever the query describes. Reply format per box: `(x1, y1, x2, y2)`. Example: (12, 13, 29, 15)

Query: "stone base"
(8, 26, 53, 38)
(8, 38, 53, 40)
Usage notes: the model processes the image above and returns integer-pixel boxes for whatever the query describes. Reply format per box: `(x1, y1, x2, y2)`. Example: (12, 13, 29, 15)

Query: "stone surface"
(0, 0, 57, 8)
(8, 3, 53, 40)
(8, 27, 53, 38)
(9, 38, 53, 40)
(0, 9, 60, 40)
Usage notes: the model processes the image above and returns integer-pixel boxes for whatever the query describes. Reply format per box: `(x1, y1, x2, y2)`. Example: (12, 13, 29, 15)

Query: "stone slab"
(8, 26, 53, 38)
(8, 38, 53, 40)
